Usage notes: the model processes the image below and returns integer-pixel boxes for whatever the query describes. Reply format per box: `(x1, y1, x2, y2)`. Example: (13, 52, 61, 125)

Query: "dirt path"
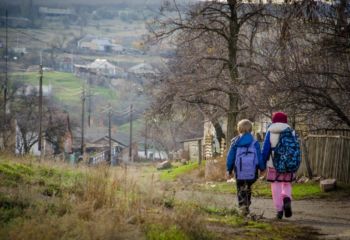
(175, 190, 350, 239)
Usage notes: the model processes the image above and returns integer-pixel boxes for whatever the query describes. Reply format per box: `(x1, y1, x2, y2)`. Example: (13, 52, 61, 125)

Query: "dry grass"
(0, 155, 216, 240)
(205, 157, 226, 182)
(0, 155, 321, 240)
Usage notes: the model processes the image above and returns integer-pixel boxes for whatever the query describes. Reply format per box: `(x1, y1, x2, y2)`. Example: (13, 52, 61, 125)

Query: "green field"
(9, 71, 149, 138)
(9, 71, 121, 129)
(11, 71, 118, 105)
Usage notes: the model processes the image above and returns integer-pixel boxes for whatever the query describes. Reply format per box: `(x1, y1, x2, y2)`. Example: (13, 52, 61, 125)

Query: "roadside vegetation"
(199, 178, 350, 200)
(0, 155, 320, 240)
(156, 159, 350, 200)
(159, 162, 202, 181)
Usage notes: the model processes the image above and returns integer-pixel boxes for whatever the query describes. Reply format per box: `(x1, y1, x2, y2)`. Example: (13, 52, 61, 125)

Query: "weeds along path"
(174, 189, 350, 240)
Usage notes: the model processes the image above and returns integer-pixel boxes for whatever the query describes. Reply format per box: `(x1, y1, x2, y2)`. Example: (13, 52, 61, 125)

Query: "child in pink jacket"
(262, 112, 296, 219)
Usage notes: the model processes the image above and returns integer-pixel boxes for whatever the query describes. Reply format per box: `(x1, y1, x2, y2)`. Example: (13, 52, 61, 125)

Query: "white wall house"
(74, 59, 125, 77)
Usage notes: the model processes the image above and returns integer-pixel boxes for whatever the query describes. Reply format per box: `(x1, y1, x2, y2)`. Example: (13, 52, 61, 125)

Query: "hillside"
(0, 156, 320, 240)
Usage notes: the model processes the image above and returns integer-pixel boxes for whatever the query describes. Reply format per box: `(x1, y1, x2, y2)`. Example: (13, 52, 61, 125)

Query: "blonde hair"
(237, 119, 253, 134)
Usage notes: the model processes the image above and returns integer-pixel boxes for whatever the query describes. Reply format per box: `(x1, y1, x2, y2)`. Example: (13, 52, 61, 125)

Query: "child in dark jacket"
(226, 119, 265, 216)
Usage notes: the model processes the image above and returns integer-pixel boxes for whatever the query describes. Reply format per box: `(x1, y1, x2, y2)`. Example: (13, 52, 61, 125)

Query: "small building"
(78, 35, 124, 53)
(38, 7, 76, 19)
(181, 137, 203, 162)
(86, 136, 127, 165)
(59, 57, 73, 73)
(74, 59, 125, 78)
(127, 63, 159, 76)
(73, 127, 129, 165)
(12, 47, 27, 55)
(87, 136, 127, 154)
(16, 84, 52, 97)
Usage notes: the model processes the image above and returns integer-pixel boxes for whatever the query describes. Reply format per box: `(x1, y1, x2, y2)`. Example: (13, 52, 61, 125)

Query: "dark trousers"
(236, 180, 255, 208)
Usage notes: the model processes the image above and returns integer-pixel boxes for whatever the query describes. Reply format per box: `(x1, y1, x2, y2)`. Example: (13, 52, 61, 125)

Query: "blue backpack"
(272, 128, 301, 173)
(235, 141, 258, 180)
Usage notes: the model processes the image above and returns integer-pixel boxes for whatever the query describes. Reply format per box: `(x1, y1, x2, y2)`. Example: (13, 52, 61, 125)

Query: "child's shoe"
(276, 211, 283, 219)
(283, 197, 292, 218)
(239, 206, 249, 217)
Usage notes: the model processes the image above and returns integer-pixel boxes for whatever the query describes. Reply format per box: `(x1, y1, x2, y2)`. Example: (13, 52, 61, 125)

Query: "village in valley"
(0, 0, 349, 240)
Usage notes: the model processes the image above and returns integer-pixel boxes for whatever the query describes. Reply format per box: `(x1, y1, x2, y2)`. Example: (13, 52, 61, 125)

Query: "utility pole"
(3, 10, 8, 128)
(88, 83, 92, 127)
(38, 64, 43, 154)
(144, 120, 148, 160)
(87, 73, 94, 128)
(80, 87, 85, 156)
(108, 104, 113, 164)
(129, 104, 133, 162)
(71, 49, 74, 73)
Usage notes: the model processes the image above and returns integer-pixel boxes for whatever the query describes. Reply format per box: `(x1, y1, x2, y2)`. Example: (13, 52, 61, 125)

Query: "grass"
(0, 155, 321, 240)
(199, 179, 350, 200)
(11, 71, 118, 103)
(0, 156, 214, 240)
(9, 71, 120, 123)
(159, 162, 201, 181)
(199, 205, 318, 240)
(146, 224, 190, 240)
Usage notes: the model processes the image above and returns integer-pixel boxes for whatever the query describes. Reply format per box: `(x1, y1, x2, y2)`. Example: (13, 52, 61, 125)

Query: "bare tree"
(248, 0, 350, 129)
(148, 0, 268, 141)
(10, 88, 69, 154)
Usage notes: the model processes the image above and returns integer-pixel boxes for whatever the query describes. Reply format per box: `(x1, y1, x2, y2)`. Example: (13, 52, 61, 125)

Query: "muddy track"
(175, 190, 350, 240)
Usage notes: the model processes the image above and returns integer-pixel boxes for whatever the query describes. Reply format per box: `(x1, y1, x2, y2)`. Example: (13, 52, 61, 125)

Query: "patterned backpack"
(272, 128, 301, 173)
(235, 141, 258, 180)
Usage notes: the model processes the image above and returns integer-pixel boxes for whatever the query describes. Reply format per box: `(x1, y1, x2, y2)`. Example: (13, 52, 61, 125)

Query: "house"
(78, 35, 124, 53)
(12, 47, 27, 55)
(119, 142, 139, 163)
(73, 127, 129, 164)
(74, 59, 125, 78)
(38, 7, 76, 19)
(127, 63, 159, 76)
(86, 136, 127, 165)
(16, 84, 52, 97)
(59, 57, 73, 72)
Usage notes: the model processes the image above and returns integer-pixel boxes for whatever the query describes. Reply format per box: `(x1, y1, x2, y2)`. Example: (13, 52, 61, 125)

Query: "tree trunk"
(336, 0, 347, 36)
(226, 93, 239, 142)
(226, 0, 240, 142)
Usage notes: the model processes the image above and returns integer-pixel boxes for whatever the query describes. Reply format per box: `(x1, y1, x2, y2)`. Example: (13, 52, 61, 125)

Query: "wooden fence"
(308, 129, 350, 137)
(299, 134, 350, 184)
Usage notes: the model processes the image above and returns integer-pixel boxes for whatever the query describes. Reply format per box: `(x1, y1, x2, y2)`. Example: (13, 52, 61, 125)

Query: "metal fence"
(299, 134, 350, 184)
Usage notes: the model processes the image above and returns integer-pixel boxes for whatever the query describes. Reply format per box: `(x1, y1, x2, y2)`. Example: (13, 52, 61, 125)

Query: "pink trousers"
(271, 182, 292, 211)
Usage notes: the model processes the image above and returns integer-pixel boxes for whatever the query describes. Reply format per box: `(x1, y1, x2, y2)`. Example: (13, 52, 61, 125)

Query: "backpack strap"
(244, 140, 256, 155)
